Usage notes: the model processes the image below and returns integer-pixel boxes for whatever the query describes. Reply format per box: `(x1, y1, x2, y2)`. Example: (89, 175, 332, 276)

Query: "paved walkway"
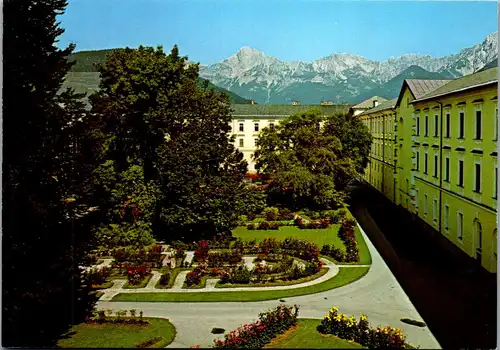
(98, 223, 441, 349)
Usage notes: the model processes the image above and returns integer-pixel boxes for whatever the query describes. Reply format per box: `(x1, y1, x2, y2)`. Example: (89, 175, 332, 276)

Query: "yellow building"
(358, 98, 397, 201)
(360, 68, 498, 273)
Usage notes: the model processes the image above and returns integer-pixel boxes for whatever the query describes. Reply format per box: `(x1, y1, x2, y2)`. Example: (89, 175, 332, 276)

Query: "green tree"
(254, 111, 365, 210)
(3, 0, 99, 346)
(323, 113, 373, 174)
(91, 46, 248, 242)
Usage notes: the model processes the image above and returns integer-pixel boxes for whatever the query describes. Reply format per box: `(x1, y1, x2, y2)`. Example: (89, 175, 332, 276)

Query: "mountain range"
(199, 32, 498, 104)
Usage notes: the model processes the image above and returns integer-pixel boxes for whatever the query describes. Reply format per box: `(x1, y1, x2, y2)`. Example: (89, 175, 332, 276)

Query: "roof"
(230, 104, 352, 116)
(411, 67, 498, 103)
(358, 98, 398, 117)
(396, 79, 451, 107)
(351, 96, 387, 109)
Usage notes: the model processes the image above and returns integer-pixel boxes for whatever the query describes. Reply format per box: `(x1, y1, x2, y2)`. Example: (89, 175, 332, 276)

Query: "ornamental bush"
(158, 271, 170, 286)
(317, 306, 407, 349)
(228, 265, 252, 284)
(212, 304, 299, 348)
(263, 207, 280, 221)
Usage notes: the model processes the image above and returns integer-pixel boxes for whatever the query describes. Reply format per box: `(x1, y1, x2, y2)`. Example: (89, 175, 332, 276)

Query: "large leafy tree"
(3, 0, 100, 346)
(323, 113, 373, 174)
(254, 110, 370, 210)
(91, 46, 248, 242)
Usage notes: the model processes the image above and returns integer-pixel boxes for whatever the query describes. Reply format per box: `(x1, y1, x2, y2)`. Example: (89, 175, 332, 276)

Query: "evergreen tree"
(3, 0, 98, 346)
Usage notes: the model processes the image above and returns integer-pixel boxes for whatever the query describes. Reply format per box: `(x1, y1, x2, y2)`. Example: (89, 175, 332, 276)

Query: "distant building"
(320, 100, 334, 106)
(291, 100, 301, 105)
(349, 96, 388, 116)
(229, 103, 351, 172)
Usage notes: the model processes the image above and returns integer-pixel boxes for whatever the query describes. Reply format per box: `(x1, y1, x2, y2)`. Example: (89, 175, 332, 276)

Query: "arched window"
(493, 229, 497, 262)
(473, 219, 483, 261)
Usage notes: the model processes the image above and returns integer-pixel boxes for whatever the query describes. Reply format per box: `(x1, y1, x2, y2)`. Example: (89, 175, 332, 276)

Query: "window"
(239, 138, 244, 147)
(495, 106, 498, 141)
(254, 123, 259, 132)
(475, 109, 482, 139)
(457, 212, 464, 241)
(434, 114, 439, 137)
(254, 138, 258, 147)
(459, 112, 465, 138)
(433, 199, 438, 222)
(424, 152, 428, 174)
(416, 150, 420, 170)
(434, 154, 438, 177)
(458, 160, 464, 187)
(239, 123, 244, 132)
(424, 194, 428, 216)
(495, 167, 498, 199)
(269, 123, 275, 131)
(444, 156, 450, 182)
(444, 205, 450, 230)
(445, 112, 450, 137)
(474, 163, 481, 193)
(416, 115, 420, 135)
(424, 115, 429, 136)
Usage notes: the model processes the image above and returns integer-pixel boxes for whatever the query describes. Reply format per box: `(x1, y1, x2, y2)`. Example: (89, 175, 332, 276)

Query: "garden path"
(205, 279, 218, 289)
(146, 271, 162, 289)
(184, 251, 194, 265)
(171, 271, 189, 290)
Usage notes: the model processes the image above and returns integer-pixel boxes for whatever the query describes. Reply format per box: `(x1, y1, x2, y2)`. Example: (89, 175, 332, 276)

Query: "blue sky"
(58, 0, 497, 64)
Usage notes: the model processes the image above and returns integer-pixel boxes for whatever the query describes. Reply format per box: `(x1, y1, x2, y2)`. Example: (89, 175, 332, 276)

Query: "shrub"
(263, 207, 279, 221)
(126, 265, 151, 285)
(330, 247, 346, 262)
(238, 215, 248, 223)
(269, 222, 280, 230)
(211, 327, 225, 334)
(320, 244, 331, 256)
(318, 307, 407, 349)
(246, 223, 256, 230)
(185, 271, 202, 286)
(213, 304, 299, 349)
(229, 265, 252, 284)
(158, 272, 170, 286)
(247, 212, 257, 221)
(87, 266, 111, 286)
(258, 221, 271, 230)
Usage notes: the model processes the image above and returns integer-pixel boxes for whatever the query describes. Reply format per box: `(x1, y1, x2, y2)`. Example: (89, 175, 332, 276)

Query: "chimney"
(373, 99, 379, 107)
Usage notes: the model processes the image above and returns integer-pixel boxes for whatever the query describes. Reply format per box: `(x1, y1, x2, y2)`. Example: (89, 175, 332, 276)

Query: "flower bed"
(211, 304, 299, 348)
(320, 218, 359, 263)
(317, 306, 410, 349)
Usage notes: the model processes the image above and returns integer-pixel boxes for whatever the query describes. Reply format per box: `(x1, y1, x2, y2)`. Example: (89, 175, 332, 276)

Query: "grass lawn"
(57, 317, 176, 348)
(232, 225, 345, 250)
(215, 268, 329, 288)
(264, 319, 365, 349)
(111, 266, 369, 302)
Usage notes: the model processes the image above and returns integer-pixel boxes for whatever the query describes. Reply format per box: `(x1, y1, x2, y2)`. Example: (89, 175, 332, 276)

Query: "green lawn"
(232, 225, 345, 250)
(57, 317, 176, 348)
(111, 266, 369, 302)
(264, 319, 365, 348)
